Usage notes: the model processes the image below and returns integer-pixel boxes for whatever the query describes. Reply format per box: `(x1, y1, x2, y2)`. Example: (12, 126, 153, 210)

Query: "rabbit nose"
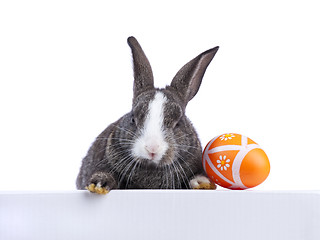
(145, 144, 160, 155)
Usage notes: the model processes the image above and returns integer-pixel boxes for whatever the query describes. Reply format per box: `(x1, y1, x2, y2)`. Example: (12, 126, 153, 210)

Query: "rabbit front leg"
(86, 172, 117, 195)
(190, 175, 216, 190)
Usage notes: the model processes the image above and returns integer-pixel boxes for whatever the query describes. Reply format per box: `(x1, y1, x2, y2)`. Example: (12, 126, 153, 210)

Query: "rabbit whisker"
(171, 160, 182, 189)
(173, 132, 194, 141)
(174, 144, 197, 158)
(175, 151, 196, 178)
(93, 148, 129, 170)
(114, 125, 137, 138)
(173, 159, 190, 188)
(118, 157, 137, 186)
(108, 142, 134, 148)
(109, 148, 130, 160)
(110, 156, 133, 175)
(166, 165, 171, 189)
(108, 150, 133, 173)
(169, 164, 175, 189)
(125, 158, 140, 188)
(107, 137, 136, 143)
(174, 144, 199, 150)
(165, 164, 171, 189)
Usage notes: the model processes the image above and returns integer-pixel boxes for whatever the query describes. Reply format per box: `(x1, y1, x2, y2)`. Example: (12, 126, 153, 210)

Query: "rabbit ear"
(169, 46, 219, 106)
(127, 36, 154, 99)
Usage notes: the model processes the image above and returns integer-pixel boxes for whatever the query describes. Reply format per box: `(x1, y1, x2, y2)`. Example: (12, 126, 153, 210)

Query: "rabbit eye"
(131, 117, 135, 124)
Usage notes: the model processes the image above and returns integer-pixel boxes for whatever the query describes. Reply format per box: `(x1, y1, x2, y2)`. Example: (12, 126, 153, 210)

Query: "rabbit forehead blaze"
(145, 91, 167, 130)
(132, 91, 169, 163)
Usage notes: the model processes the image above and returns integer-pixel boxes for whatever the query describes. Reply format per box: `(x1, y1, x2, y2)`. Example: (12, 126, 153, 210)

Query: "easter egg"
(202, 133, 270, 190)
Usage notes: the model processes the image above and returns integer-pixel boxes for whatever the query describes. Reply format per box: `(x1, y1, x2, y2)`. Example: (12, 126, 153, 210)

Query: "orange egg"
(202, 133, 270, 190)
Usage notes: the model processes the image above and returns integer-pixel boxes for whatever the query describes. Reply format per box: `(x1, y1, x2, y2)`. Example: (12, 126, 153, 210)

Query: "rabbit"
(76, 36, 219, 194)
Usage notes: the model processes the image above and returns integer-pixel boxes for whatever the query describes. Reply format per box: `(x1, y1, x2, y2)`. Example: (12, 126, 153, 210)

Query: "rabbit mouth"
(131, 143, 175, 167)
(134, 147, 167, 165)
(136, 154, 175, 169)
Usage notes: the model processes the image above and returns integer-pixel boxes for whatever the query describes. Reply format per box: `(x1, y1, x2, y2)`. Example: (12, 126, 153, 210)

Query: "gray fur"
(76, 37, 219, 190)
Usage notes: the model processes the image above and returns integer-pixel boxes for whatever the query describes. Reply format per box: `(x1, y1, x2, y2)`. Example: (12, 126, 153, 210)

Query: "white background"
(0, 0, 319, 191)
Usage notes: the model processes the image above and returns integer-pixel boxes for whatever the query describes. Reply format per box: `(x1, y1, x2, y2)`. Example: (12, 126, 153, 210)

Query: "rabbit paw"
(190, 175, 216, 190)
(86, 172, 116, 195)
(86, 183, 109, 195)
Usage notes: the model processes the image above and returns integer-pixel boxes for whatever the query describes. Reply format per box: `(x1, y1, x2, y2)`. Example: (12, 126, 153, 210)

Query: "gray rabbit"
(76, 37, 219, 194)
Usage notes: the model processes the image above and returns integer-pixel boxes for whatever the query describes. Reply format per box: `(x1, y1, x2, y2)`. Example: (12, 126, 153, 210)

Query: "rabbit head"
(126, 37, 219, 167)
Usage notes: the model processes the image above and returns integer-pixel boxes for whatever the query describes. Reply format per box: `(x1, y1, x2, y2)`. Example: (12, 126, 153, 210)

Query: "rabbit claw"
(86, 183, 109, 195)
(190, 175, 216, 190)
